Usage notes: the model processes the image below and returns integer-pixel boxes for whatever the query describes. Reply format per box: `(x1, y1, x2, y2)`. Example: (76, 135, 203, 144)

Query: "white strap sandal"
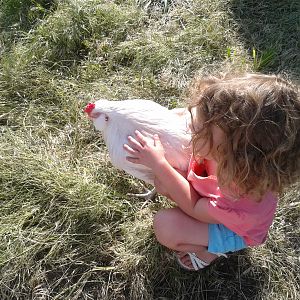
(176, 252, 228, 271)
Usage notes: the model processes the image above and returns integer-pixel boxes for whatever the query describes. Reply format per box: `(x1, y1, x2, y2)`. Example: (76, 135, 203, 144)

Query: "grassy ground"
(0, 0, 299, 299)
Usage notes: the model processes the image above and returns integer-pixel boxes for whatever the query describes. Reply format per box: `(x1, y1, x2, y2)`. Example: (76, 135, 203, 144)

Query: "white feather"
(90, 99, 192, 185)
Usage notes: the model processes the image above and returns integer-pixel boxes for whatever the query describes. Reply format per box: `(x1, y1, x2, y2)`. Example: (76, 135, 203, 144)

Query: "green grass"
(0, 0, 299, 299)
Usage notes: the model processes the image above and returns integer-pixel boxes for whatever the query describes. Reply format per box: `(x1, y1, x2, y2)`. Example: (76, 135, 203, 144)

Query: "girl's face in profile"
(190, 107, 225, 161)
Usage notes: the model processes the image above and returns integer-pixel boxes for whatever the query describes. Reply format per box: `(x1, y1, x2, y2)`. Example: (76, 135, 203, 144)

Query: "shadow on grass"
(148, 249, 267, 300)
(230, 0, 300, 77)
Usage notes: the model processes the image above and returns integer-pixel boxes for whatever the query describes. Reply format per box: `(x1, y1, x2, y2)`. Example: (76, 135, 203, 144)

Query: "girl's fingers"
(123, 143, 137, 155)
(126, 156, 140, 164)
(127, 135, 143, 150)
(141, 130, 154, 139)
(153, 134, 161, 147)
(123, 144, 140, 164)
(134, 130, 147, 146)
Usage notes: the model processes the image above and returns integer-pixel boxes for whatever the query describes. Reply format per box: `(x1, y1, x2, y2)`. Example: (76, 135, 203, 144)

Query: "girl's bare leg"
(153, 207, 218, 268)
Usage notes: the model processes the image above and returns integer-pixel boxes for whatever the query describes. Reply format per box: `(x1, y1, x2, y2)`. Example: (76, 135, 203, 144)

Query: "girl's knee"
(153, 208, 181, 247)
(153, 209, 167, 237)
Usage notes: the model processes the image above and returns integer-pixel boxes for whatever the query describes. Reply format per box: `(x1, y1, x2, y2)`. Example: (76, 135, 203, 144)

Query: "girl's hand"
(123, 130, 167, 170)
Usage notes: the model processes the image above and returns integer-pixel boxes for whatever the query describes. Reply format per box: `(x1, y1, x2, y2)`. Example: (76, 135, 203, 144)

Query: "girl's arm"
(153, 168, 186, 198)
(124, 131, 218, 223)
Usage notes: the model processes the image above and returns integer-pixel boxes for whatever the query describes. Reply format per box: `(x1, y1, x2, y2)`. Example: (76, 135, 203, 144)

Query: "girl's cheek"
(196, 140, 212, 159)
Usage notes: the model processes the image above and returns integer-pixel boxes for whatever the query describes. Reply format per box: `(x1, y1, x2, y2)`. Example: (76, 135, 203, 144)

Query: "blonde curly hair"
(188, 73, 300, 199)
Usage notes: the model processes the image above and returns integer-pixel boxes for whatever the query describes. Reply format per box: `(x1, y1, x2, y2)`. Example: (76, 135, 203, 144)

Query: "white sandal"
(176, 252, 227, 271)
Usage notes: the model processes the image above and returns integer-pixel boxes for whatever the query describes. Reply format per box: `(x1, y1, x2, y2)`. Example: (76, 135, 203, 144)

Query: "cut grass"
(0, 0, 299, 299)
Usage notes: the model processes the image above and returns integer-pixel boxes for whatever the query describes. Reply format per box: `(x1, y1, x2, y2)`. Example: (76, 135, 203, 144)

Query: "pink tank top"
(187, 158, 278, 246)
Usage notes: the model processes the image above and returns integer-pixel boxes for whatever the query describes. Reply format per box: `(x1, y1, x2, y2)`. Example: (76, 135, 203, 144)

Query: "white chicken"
(84, 99, 192, 198)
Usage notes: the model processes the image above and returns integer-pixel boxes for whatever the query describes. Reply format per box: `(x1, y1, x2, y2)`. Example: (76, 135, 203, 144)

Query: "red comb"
(84, 103, 95, 114)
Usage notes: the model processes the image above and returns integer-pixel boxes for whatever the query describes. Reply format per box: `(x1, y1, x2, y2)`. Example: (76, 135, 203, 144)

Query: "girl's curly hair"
(188, 73, 300, 199)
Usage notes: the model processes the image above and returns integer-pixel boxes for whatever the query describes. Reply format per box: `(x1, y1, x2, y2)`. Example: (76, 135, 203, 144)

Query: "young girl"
(123, 73, 300, 271)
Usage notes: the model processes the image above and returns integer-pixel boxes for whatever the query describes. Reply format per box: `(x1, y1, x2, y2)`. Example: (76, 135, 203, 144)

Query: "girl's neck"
(203, 158, 218, 176)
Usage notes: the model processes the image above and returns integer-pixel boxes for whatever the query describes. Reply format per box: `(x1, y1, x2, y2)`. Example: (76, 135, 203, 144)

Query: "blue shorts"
(208, 224, 247, 254)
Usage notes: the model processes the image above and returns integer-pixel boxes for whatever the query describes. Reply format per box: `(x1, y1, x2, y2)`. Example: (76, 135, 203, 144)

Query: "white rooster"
(84, 99, 192, 198)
